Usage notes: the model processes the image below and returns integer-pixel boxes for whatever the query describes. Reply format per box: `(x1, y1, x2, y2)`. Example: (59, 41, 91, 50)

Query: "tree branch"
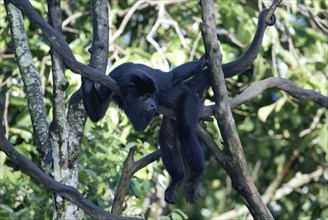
(6, 0, 123, 98)
(47, 0, 83, 217)
(215, 166, 323, 219)
(67, 0, 110, 166)
(5, 1, 52, 171)
(266, 0, 282, 23)
(112, 148, 161, 215)
(201, 76, 328, 119)
(200, 0, 276, 219)
(0, 101, 140, 220)
(231, 77, 328, 109)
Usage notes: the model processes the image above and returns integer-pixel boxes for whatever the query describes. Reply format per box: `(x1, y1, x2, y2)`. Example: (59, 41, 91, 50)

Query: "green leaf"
(258, 103, 275, 122)
(0, 204, 14, 213)
(238, 116, 255, 132)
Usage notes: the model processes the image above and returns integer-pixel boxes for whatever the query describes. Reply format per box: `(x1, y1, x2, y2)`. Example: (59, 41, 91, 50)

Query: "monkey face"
(122, 73, 158, 131)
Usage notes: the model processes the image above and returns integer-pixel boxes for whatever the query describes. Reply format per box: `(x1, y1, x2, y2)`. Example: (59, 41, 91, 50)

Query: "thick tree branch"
(66, 92, 87, 163)
(200, 0, 276, 219)
(89, 0, 109, 73)
(47, 0, 83, 218)
(5, 1, 52, 171)
(6, 0, 123, 98)
(47, 0, 70, 173)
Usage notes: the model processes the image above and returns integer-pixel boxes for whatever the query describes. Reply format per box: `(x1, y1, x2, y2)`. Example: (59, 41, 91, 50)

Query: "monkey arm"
(81, 77, 113, 122)
(171, 55, 207, 84)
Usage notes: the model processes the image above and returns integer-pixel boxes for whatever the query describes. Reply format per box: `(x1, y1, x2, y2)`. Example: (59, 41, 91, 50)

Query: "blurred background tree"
(0, 0, 327, 219)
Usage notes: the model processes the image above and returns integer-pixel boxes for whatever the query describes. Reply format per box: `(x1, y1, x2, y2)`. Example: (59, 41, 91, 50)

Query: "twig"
(112, 148, 161, 215)
(298, 4, 328, 33)
(111, 0, 187, 17)
(110, 1, 146, 44)
(147, 1, 191, 66)
(189, 32, 202, 60)
(0, 78, 11, 138)
(62, 11, 90, 34)
(214, 166, 323, 220)
(262, 151, 299, 203)
(272, 166, 323, 200)
(164, 11, 190, 51)
(146, 3, 169, 67)
(217, 28, 246, 48)
(299, 109, 325, 137)
(62, 11, 89, 28)
(4, 89, 9, 138)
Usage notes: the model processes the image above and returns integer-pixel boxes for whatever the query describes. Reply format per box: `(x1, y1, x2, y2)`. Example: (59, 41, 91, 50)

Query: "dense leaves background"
(0, 0, 327, 219)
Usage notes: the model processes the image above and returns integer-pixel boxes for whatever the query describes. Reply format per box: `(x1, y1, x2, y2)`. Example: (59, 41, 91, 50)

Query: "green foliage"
(0, 0, 327, 219)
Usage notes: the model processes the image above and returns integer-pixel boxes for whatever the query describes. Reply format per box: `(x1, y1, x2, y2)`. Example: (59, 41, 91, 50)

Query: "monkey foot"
(165, 188, 177, 204)
(184, 180, 198, 203)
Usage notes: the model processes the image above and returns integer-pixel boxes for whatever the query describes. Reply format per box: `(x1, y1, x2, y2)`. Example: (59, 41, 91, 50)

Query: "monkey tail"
(221, 9, 276, 78)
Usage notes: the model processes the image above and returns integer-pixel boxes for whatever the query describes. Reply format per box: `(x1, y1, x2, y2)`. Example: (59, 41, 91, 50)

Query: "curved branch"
(0, 137, 140, 220)
(6, 0, 123, 98)
(111, 1, 146, 44)
(112, 148, 161, 215)
(266, 0, 282, 22)
(200, 77, 328, 118)
(230, 77, 328, 109)
(160, 76, 328, 123)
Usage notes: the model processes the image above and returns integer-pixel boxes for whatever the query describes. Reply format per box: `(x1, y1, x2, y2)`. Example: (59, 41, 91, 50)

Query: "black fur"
(81, 9, 275, 204)
(81, 58, 207, 204)
(82, 64, 158, 132)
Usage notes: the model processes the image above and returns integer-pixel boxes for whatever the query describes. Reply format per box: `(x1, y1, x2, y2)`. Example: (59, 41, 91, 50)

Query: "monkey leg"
(176, 93, 204, 203)
(158, 116, 185, 204)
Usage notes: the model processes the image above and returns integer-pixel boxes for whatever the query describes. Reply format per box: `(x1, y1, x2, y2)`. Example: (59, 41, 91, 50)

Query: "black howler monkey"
(81, 9, 275, 204)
